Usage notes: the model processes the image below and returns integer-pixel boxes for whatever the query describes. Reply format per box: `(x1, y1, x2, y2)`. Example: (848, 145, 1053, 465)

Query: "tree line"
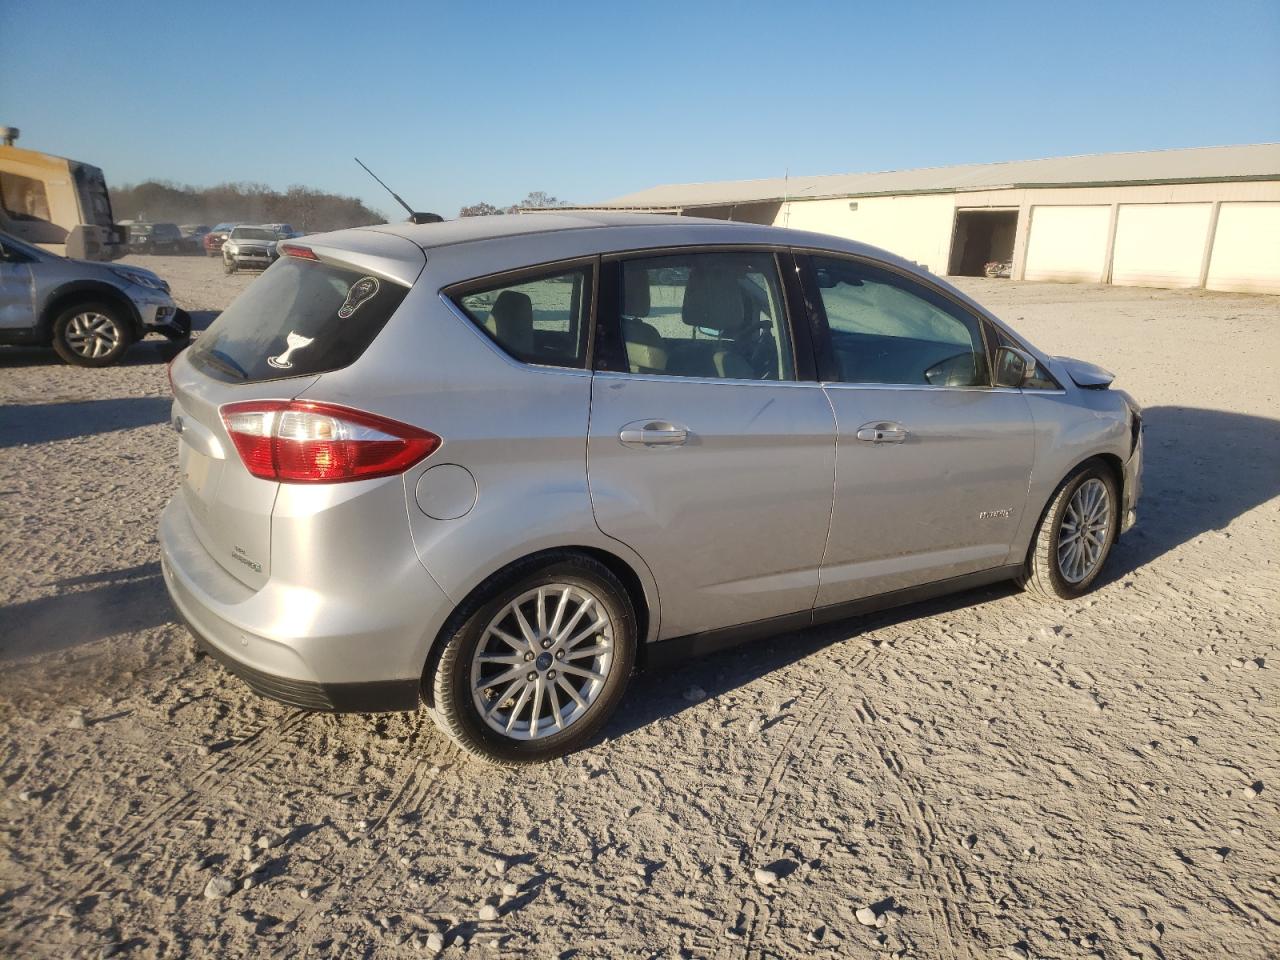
(458, 191, 571, 217)
(111, 180, 387, 232)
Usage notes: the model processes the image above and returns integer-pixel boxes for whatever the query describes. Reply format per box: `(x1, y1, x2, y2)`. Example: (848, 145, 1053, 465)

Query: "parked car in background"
(265, 223, 297, 238)
(203, 223, 240, 257)
(221, 224, 281, 273)
(0, 229, 189, 365)
(180, 224, 211, 254)
(129, 222, 184, 255)
(161, 214, 1143, 764)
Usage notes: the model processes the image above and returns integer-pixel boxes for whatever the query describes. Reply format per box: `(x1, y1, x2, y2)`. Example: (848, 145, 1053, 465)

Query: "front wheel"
(51, 302, 133, 367)
(429, 554, 637, 764)
(1020, 461, 1119, 600)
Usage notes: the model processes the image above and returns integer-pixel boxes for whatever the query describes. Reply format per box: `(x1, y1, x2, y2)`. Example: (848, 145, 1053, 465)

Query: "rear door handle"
(619, 420, 689, 447)
(855, 421, 908, 444)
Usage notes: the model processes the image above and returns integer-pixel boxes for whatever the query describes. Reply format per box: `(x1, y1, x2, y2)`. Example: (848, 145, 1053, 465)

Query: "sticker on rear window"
(338, 276, 380, 319)
(267, 331, 316, 370)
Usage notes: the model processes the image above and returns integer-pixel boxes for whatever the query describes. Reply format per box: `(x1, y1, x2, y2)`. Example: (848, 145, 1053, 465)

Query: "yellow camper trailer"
(0, 128, 125, 261)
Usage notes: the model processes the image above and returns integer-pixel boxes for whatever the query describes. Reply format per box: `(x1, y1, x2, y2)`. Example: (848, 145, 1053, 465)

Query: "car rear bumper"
(158, 493, 431, 713)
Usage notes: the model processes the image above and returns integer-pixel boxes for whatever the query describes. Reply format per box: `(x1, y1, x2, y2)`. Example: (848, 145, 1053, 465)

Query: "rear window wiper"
(199, 348, 249, 381)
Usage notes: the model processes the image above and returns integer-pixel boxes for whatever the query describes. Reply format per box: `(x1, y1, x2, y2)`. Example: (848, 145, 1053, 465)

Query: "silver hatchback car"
(160, 214, 1143, 764)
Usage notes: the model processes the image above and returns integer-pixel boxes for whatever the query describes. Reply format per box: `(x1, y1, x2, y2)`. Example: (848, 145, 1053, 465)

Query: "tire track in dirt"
(728, 635, 894, 959)
(271, 726, 460, 958)
(853, 693, 971, 959)
(48, 709, 310, 911)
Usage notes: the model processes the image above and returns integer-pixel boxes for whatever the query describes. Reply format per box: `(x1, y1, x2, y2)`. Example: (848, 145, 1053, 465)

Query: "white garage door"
(1023, 206, 1110, 282)
(1206, 202, 1280, 295)
(1111, 204, 1212, 288)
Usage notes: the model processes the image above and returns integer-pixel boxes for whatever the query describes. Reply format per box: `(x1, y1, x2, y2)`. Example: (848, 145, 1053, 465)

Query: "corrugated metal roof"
(587, 143, 1280, 210)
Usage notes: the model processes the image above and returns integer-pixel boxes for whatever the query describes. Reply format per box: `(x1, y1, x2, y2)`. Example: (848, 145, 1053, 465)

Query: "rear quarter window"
(189, 258, 409, 383)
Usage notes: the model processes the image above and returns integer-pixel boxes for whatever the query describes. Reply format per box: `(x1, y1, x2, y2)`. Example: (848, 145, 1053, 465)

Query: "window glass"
(189, 258, 409, 383)
(617, 251, 794, 380)
(455, 266, 591, 368)
(0, 173, 52, 223)
(813, 256, 989, 387)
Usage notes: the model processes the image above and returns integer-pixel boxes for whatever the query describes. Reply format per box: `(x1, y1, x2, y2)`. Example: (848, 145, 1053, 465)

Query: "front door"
(802, 253, 1035, 606)
(0, 241, 34, 336)
(587, 249, 836, 640)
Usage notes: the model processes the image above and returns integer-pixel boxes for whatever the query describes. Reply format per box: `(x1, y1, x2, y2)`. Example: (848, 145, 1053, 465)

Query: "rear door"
(170, 236, 423, 589)
(586, 248, 836, 640)
(800, 253, 1034, 605)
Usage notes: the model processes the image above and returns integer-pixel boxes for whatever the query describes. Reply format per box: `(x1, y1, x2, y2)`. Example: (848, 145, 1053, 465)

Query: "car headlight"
(109, 266, 170, 293)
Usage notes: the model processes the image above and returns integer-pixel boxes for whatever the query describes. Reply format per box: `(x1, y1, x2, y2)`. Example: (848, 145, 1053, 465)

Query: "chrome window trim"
(592, 369, 825, 390)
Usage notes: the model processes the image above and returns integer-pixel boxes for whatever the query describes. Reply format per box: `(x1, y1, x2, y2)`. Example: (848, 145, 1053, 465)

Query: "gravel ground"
(1, 255, 1277, 959)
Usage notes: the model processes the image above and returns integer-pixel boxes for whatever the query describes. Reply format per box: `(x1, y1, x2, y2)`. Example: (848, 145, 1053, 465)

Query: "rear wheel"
(51, 302, 133, 367)
(1020, 461, 1118, 600)
(429, 554, 636, 765)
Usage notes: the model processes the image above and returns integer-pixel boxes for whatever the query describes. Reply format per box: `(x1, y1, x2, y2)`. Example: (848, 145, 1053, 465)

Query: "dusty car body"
(160, 213, 1142, 763)
(0, 229, 187, 365)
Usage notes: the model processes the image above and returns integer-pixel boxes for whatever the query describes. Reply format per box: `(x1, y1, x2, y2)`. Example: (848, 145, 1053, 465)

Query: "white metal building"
(553, 144, 1280, 294)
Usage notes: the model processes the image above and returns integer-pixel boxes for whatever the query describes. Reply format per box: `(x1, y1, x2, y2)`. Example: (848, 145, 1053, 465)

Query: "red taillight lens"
(220, 400, 440, 483)
(280, 244, 318, 260)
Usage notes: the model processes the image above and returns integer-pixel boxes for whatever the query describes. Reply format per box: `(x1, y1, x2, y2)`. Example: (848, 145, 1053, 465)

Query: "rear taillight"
(280, 243, 318, 260)
(220, 400, 440, 483)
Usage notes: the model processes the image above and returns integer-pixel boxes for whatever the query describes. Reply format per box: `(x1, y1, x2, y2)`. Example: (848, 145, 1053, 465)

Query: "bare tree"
(458, 201, 502, 217)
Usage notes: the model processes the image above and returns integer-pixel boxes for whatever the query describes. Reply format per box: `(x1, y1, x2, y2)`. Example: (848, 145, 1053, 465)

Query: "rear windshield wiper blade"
(200, 348, 249, 380)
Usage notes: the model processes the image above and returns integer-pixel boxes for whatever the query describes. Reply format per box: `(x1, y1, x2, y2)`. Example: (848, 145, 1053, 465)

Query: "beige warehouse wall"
(1207, 202, 1280, 295)
(774, 194, 956, 274)
(1111, 203, 1214, 288)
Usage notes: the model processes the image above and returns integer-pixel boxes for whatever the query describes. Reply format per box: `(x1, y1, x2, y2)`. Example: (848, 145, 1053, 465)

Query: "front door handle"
(855, 421, 908, 443)
(619, 420, 689, 447)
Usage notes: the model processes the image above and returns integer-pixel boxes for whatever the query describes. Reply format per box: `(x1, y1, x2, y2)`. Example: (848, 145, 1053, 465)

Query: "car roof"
(355, 212, 790, 251)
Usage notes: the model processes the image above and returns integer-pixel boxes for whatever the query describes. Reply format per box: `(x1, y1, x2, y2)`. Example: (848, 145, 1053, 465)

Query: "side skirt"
(645, 564, 1024, 669)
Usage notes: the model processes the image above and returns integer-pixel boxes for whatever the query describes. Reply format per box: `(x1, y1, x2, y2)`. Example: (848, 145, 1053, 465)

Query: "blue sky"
(3, 0, 1278, 218)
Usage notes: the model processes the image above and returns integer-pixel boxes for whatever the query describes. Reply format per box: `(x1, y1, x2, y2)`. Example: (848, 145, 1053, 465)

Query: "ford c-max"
(159, 213, 1143, 764)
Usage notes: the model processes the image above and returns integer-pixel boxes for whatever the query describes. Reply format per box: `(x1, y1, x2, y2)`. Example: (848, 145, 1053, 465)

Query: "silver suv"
(160, 214, 1143, 764)
(222, 225, 283, 274)
(0, 230, 188, 365)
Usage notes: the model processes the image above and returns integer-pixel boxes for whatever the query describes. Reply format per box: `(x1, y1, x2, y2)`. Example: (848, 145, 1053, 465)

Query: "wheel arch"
(40, 281, 144, 342)
(419, 543, 656, 709)
(1021, 451, 1124, 571)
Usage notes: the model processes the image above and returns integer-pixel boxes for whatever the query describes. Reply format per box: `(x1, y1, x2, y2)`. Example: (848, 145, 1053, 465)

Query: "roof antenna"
(354, 157, 443, 224)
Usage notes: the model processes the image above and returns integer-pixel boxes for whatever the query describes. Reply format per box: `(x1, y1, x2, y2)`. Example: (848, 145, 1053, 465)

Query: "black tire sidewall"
(435, 559, 636, 763)
(1044, 465, 1119, 597)
(51, 302, 133, 367)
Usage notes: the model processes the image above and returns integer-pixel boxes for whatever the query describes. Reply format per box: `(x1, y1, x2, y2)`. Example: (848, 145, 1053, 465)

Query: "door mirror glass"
(994, 346, 1034, 388)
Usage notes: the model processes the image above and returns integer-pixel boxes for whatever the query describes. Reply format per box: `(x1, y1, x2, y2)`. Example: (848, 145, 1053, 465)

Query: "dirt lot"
(1, 255, 1277, 960)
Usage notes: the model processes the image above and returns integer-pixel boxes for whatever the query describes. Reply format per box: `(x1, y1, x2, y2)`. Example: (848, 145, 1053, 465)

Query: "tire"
(50, 302, 134, 367)
(429, 553, 637, 765)
(1020, 460, 1119, 600)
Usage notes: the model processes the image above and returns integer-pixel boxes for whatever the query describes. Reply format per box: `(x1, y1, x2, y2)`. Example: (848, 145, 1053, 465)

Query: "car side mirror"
(994, 346, 1035, 388)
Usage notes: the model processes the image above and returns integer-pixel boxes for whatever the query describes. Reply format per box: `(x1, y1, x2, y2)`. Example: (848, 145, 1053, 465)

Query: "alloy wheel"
(64, 311, 122, 359)
(1057, 478, 1112, 584)
(470, 584, 615, 740)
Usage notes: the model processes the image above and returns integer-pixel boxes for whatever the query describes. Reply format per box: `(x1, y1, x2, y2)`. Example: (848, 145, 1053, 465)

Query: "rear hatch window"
(189, 258, 410, 383)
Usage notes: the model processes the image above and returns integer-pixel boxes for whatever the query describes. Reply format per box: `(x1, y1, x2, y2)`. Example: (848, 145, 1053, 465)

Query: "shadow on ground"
(0, 397, 172, 447)
(0, 562, 171, 661)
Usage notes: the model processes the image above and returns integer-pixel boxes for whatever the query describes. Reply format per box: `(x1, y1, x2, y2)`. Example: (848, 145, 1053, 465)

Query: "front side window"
(453, 265, 592, 368)
(615, 251, 794, 381)
(0, 173, 52, 223)
(812, 256, 989, 387)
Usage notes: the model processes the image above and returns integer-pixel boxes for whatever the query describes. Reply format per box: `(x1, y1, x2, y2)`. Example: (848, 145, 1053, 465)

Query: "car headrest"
(486, 290, 534, 357)
(682, 266, 748, 335)
(622, 266, 650, 318)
